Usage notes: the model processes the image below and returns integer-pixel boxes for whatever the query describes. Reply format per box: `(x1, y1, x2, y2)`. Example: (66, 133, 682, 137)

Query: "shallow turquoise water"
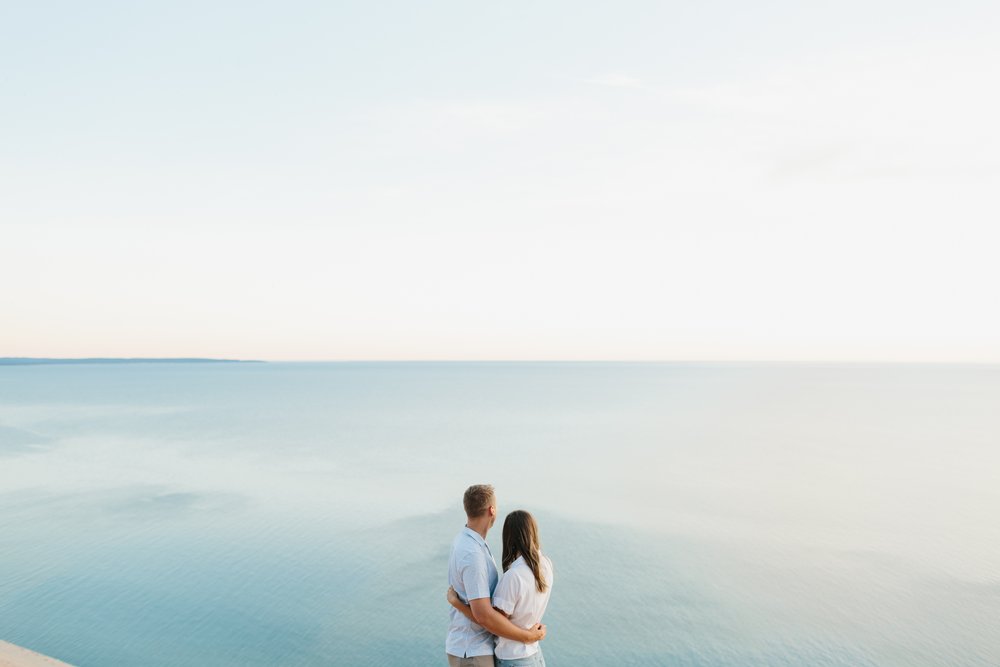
(1, 362, 998, 666)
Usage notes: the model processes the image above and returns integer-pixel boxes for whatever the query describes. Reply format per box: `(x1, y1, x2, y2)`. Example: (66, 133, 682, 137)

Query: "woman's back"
(492, 553, 554, 661)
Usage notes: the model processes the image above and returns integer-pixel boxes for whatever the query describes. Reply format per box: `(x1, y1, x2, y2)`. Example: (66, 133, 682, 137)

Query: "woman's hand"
(447, 586, 476, 622)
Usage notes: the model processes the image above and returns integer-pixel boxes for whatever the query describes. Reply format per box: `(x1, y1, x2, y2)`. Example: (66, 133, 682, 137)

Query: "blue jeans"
(495, 648, 545, 667)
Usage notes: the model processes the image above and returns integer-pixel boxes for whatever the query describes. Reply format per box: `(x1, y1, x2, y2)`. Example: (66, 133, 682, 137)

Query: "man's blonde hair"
(463, 484, 495, 518)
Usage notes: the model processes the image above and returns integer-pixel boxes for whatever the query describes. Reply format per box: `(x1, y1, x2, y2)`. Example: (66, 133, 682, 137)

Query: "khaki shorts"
(447, 653, 495, 667)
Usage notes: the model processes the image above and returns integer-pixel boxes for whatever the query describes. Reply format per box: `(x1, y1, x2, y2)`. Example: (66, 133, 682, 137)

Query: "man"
(446, 484, 546, 667)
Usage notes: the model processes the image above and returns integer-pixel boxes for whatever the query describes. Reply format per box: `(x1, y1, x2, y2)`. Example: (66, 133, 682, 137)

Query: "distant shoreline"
(0, 639, 74, 666)
(0, 358, 263, 366)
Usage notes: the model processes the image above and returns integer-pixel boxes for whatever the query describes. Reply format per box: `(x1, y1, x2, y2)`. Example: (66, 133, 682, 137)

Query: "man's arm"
(447, 587, 527, 631)
(455, 549, 544, 643)
(469, 598, 545, 644)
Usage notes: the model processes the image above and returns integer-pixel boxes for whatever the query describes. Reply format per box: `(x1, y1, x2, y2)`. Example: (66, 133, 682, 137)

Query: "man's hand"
(469, 598, 548, 643)
(446, 586, 461, 605)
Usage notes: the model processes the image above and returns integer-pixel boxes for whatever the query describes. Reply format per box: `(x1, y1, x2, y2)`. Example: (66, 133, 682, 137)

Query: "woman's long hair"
(502, 510, 548, 593)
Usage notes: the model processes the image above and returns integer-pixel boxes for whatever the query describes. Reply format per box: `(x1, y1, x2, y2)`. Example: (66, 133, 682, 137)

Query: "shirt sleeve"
(460, 550, 493, 601)
(492, 570, 520, 615)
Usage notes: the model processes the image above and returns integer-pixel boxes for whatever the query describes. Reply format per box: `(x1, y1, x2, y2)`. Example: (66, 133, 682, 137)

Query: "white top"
(446, 527, 500, 658)
(492, 553, 554, 660)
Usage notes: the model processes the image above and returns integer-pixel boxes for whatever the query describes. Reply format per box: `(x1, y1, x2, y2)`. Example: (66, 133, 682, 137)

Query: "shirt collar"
(463, 525, 489, 549)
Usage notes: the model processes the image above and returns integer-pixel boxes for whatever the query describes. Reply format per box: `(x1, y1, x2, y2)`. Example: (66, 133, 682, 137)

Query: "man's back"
(446, 526, 499, 659)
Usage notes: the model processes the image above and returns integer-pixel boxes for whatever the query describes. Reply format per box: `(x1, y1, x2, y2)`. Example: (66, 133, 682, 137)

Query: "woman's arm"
(446, 586, 475, 622)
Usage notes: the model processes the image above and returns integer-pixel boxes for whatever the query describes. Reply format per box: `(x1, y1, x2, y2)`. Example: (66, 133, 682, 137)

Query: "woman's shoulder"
(540, 552, 554, 573)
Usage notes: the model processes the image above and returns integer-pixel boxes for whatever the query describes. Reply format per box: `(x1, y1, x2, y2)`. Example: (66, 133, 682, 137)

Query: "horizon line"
(3, 356, 1000, 366)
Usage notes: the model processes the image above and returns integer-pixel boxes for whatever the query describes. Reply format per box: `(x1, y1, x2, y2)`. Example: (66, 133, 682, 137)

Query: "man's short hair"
(463, 484, 495, 518)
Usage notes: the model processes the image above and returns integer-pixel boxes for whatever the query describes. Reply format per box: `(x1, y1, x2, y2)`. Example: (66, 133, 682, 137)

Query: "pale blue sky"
(4, 1, 999, 360)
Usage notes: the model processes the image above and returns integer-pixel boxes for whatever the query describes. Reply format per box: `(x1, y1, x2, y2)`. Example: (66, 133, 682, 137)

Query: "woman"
(448, 510, 554, 667)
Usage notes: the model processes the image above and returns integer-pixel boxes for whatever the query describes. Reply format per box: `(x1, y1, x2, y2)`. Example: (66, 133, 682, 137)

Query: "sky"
(3, 1, 999, 361)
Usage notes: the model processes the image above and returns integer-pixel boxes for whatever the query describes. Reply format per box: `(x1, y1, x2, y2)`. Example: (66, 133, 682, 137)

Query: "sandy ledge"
(0, 641, 74, 667)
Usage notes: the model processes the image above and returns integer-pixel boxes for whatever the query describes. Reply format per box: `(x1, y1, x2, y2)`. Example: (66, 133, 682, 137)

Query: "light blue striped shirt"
(446, 526, 499, 658)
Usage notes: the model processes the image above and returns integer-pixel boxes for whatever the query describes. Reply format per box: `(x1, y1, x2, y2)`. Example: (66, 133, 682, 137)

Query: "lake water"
(1, 362, 998, 666)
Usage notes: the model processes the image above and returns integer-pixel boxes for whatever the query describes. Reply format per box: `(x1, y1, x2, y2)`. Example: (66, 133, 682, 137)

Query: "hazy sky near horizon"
(3, 1, 999, 361)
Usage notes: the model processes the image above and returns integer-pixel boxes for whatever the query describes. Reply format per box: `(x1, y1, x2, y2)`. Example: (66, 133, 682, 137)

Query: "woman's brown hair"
(501, 510, 548, 593)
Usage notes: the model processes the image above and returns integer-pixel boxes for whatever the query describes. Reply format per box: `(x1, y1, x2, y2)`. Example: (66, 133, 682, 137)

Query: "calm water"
(1, 362, 998, 666)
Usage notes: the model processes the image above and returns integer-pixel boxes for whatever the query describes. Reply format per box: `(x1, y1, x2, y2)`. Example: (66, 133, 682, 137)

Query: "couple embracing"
(445, 484, 553, 667)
